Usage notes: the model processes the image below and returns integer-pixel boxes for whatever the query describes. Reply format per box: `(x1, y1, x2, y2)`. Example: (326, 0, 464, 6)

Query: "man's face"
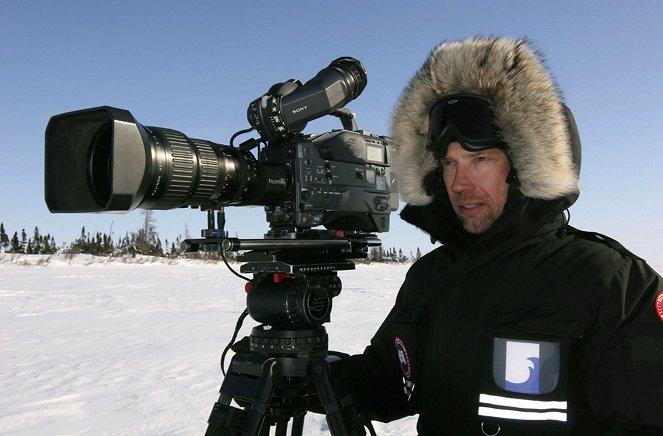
(441, 141, 511, 234)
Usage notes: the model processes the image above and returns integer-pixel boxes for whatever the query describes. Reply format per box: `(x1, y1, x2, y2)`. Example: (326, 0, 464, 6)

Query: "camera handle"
(330, 108, 358, 131)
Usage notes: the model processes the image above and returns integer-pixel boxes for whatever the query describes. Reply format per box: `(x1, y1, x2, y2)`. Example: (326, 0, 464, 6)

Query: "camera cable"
(220, 308, 249, 376)
(219, 250, 251, 375)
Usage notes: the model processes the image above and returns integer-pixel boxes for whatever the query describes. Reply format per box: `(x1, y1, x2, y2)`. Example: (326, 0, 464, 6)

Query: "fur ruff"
(390, 36, 579, 206)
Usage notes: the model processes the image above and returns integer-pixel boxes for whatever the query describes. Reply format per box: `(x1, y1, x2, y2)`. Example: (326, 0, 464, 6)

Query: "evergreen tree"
(10, 232, 21, 253)
(169, 236, 186, 258)
(369, 246, 384, 262)
(134, 228, 147, 254)
(102, 233, 113, 255)
(95, 232, 103, 254)
(117, 232, 130, 253)
(134, 210, 162, 255)
(69, 226, 89, 253)
(42, 234, 57, 254)
(20, 229, 28, 252)
(155, 237, 164, 257)
(175, 235, 183, 257)
(0, 223, 9, 252)
(48, 235, 58, 254)
(32, 227, 42, 254)
(143, 210, 157, 240)
(415, 247, 422, 261)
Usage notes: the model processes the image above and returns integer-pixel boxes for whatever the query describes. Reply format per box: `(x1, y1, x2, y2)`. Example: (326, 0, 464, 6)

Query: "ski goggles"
(426, 93, 507, 152)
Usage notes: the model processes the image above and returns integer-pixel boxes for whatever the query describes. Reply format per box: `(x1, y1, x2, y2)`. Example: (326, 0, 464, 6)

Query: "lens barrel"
(45, 106, 289, 212)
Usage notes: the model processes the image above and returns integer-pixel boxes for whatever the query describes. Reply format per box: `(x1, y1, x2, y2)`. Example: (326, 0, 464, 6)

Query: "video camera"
(44, 57, 398, 237)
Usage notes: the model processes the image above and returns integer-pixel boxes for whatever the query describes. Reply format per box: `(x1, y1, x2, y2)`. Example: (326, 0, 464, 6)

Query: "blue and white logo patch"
(493, 338, 560, 395)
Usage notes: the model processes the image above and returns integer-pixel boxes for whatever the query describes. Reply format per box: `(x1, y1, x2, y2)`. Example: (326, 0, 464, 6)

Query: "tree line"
(1, 212, 423, 263)
(1, 223, 58, 254)
(0, 212, 175, 257)
(368, 246, 422, 263)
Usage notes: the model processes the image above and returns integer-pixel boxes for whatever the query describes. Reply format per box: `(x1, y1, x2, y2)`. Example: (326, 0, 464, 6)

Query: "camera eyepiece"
(247, 57, 367, 142)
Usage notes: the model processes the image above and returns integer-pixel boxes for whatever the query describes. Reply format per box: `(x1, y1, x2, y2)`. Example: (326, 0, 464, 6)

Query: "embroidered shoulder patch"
(394, 336, 412, 379)
(655, 292, 663, 323)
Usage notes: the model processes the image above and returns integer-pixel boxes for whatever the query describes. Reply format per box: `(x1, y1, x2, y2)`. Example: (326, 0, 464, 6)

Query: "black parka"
(340, 36, 663, 435)
(341, 192, 663, 435)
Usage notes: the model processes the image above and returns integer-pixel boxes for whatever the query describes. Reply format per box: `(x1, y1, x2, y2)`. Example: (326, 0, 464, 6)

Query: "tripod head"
(186, 230, 380, 334)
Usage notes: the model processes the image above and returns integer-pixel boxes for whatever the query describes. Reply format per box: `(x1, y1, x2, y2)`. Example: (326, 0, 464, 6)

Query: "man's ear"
(506, 167, 520, 187)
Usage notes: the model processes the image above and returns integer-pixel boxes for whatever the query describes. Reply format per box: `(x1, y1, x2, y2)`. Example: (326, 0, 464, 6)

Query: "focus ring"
(156, 129, 196, 209)
(188, 140, 219, 206)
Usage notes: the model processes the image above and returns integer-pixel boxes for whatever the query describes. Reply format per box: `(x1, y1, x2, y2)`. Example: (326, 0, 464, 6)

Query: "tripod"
(187, 233, 381, 435)
(204, 325, 367, 435)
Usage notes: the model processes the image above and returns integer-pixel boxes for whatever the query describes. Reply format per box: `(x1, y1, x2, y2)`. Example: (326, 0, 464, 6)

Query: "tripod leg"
(205, 356, 278, 436)
(241, 358, 278, 435)
(205, 395, 246, 436)
(290, 415, 305, 435)
(274, 420, 288, 436)
(311, 358, 366, 436)
(270, 412, 304, 436)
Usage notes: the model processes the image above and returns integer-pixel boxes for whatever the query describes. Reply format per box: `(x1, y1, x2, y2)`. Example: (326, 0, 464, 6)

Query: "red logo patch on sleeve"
(655, 292, 663, 323)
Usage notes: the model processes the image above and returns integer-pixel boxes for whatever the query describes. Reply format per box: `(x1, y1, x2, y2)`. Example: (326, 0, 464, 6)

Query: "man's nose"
(449, 165, 474, 193)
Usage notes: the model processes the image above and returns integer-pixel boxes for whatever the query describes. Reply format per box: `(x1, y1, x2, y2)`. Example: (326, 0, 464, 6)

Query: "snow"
(0, 254, 418, 435)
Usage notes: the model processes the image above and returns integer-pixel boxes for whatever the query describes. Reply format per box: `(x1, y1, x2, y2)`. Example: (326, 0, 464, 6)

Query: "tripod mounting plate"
(239, 252, 355, 274)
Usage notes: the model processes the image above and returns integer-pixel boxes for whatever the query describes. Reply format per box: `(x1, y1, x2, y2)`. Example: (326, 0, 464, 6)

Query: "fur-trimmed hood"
(391, 36, 580, 207)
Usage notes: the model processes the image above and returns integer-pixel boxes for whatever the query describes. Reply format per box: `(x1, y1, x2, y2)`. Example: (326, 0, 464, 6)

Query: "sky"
(1, 0, 662, 265)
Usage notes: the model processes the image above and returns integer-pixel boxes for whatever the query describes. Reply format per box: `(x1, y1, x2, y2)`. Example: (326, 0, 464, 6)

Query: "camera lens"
(45, 106, 291, 212)
(87, 121, 113, 206)
(136, 126, 291, 210)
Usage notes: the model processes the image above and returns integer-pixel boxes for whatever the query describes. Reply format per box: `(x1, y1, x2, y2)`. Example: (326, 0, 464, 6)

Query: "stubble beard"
(457, 208, 501, 234)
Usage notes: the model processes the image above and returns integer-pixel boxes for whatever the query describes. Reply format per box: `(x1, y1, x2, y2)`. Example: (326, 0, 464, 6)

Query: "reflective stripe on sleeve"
(478, 394, 567, 422)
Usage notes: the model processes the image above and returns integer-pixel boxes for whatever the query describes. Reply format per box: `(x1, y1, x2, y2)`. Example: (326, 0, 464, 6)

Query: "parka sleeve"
(580, 256, 663, 434)
(337, 266, 427, 423)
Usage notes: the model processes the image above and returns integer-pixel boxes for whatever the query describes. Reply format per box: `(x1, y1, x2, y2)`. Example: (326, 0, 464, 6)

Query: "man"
(337, 37, 663, 435)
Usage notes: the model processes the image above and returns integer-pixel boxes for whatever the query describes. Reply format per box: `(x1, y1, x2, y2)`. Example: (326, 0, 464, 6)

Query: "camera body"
(262, 129, 395, 234)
